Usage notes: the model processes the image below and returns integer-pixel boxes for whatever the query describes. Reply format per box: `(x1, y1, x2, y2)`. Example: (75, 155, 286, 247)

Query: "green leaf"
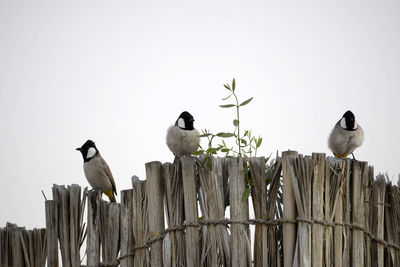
(232, 78, 236, 91)
(239, 97, 253, 106)
(242, 186, 251, 201)
(222, 94, 232, 100)
(222, 140, 227, 146)
(223, 84, 231, 90)
(218, 132, 236, 138)
(257, 137, 262, 148)
(240, 139, 247, 145)
(219, 104, 236, 108)
(192, 150, 204, 156)
(233, 119, 239, 126)
(221, 148, 230, 153)
(206, 148, 218, 154)
(199, 133, 212, 137)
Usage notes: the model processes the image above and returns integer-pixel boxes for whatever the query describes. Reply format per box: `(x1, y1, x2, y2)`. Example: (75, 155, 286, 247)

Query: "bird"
(328, 110, 364, 159)
(166, 111, 200, 158)
(76, 140, 117, 202)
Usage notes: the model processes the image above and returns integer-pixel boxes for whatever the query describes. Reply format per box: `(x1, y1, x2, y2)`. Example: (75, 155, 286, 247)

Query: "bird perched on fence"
(166, 111, 200, 158)
(328, 110, 364, 159)
(76, 140, 117, 202)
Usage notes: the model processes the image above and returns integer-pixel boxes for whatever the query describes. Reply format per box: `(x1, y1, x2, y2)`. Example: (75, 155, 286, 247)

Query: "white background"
(1, 1, 399, 228)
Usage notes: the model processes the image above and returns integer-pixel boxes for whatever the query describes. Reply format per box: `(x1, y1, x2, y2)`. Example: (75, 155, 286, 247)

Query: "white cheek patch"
(86, 147, 97, 159)
(177, 118, 185, 129)
(353, 121, 358, 130)
(340, 117, 347, 129)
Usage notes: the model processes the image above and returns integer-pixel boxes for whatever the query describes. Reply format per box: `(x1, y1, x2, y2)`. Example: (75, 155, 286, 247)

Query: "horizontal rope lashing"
(92, 217, 400, 267)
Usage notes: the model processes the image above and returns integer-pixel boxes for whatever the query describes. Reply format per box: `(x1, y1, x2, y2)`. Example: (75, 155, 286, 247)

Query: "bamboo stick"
(375, 176, 386, 267)
(364, 166, 373, 267)
(52, 185, 71, 267)
(311, 153, 325, 267)
(8, 224, 25, 267)
(324, 158, 332, 267)
(289, 155, 312, 267)
(180, 157, 200, 267)
(68, 185, 83, 267)
(198, 157, 231, 266)
(32, 228, 47, 267)
(145, 161, 165, 267)
(351, 161, 368, 267)
(384, 182, 400, 266)
(248, 157, 283, 266)
(267, 158, 283, 267)
(27, 230, 35, 266)
(0, 227, 5, 265)
(329, 158, 349, 267)
(282, 151, 298, 267)
(120, 189, 134, 267)
(303, 156, 312, 267)
(86, 191, 101, 266)
(163, 162, 185, 267)
(26, 230, 34, 266)
(132, 179, 149, 267)
(229, 157, 251, 267)
(19, 229, 30, 267)
(342, 159, 352, 267)
(45, 200, 59, 267)
(0, 226, 7, 265)
(249, 157, 268, 267)
(51, 185, 85, 267)
(100, 201, 120, 263)
(21, 227, 47, 267)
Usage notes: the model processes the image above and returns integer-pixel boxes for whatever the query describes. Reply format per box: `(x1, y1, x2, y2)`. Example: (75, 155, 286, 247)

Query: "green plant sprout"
(194, 78, 262, 159)
(194, 78, 264, 200)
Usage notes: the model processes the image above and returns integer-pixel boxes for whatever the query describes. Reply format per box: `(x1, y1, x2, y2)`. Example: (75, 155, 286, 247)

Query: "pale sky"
(1, 1, 399, 229)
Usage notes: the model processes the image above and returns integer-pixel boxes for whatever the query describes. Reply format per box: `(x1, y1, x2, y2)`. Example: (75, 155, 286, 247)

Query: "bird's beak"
(76, 148, 81, 151)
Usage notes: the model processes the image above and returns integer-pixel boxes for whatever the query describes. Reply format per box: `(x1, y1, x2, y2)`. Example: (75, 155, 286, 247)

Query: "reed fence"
(1, 151, 400, 266)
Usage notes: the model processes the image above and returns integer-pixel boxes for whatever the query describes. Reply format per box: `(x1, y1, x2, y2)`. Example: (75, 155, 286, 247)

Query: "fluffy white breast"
(166, 126, 200, 156)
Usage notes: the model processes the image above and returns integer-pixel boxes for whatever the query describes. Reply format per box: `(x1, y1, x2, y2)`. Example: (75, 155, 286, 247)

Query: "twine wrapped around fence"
(90, 216, 400, 267)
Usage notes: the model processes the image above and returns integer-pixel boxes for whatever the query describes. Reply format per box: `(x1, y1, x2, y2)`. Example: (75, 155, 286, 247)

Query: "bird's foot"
(333, 153, 349, 159)
(85, 189, 101, 198)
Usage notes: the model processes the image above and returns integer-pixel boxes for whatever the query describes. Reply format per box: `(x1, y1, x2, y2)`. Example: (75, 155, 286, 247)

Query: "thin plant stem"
(233, 92, 241, 157)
